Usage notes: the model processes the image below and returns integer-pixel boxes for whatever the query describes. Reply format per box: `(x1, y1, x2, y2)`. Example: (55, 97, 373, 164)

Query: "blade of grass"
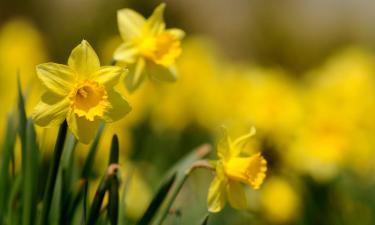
(152, 144, 211, 225)
(88, 134, 120, 225)
(136, 173, 177, 225)
(39, 121, 68, 225)
(108, 135, 120, 225)
(0, 114, 17, 222)
(23, 119, 39, 225)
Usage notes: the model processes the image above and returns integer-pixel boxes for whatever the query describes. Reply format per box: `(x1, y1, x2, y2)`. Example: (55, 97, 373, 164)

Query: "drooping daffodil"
(114, 3, 185, 92)
(32, 40, 131, 144)
(208, 127, 267, 213)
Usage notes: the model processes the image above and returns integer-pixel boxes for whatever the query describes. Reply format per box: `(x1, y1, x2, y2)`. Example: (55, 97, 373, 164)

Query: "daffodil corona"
(32, 40, 131, 144)
(208, 127, 267, 213)
(114, 3, 185, 92)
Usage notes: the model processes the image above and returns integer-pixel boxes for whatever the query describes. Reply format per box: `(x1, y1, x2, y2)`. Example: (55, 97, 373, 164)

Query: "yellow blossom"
(32, 40, 131, 144)
(114, 3, 185, 92)
(207, 127, 267, 213)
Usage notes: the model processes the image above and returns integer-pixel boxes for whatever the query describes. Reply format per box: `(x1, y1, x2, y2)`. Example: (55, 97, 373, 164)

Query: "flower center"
(137, 32, 181, 66)
(70, 80, 108, 121)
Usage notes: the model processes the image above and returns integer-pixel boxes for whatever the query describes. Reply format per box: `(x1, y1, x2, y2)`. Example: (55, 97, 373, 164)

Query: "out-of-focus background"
(1, 0, 375, 224)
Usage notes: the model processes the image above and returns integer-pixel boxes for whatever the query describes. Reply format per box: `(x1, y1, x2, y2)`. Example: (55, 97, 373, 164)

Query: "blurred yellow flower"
(261, 177, 300, 224)
(32, 40, 131, 144)
(207, 127, 267, 213)
(114, 3, 185, 91)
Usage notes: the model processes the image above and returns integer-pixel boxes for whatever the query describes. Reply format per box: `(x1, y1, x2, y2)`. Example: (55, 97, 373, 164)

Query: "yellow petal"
(67, 112, 100, 144)
(32, 94, 70, 127)
(113, 43, 139, 63)
(226, 180, 247, 209)
(231, 126, 256, 157)
(36, 63, 75, 96)
(146, 3, 166, 35)
(125, 58, 146, 92)
(68, 40, 100, 77)
(103, 89, 131, 122)
(91, 66, 126, 88)
(147, 63, 177, 82)
(167, 28, 185, 40)
(117, 8, 145, 41)
(207, 175, 227, 213)
(217, 126, 232, 161)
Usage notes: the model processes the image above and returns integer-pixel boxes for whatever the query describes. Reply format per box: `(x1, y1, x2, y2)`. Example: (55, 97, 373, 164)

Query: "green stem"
(39, 121, 68, 225)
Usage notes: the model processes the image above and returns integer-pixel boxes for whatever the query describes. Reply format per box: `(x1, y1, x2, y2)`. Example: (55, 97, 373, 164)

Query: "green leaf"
(39, 121, 68, 225)
(136, 173, 177, 225)
(23, 119, 40, 225)
(199, 214, 209, 225)
(108, 135, 120, 225)
(152, 144, 211, 225)
(0, 114, 17, 222)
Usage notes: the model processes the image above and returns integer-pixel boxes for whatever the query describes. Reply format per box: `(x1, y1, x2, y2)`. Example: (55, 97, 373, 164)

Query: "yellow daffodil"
(208, 127, 267, 213)
(32, 40, 131, 144)
(114, 3, 185, 92)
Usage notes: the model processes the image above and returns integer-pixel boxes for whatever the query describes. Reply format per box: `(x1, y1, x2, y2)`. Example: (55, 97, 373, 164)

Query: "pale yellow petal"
(231, 126, 256, 157)
(32, 95, 70, 127)
(113, 43, 139, 63)
(68, 40, 100, 77)
(146, 3, 166, 35)
(91, 66, 126, 88)
(167, 28, 185, 40)
(147, 63, 177, 82)
(103, 89, 131, 122)
(36, 63, 75, 96)
(125, 58, 146, 92)
(117, 8, 145, 41)
(226, 180, 247, 209)
(207, 175, 227, 213)
(217, 126, 231, 161)
(67, 112, 100, 144)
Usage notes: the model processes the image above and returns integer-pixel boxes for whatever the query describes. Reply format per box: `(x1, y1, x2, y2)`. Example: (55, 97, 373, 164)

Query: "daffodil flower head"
(207, 127, 267, 213)
(114, 3, 185, 92)
(32, 40, 131, 144)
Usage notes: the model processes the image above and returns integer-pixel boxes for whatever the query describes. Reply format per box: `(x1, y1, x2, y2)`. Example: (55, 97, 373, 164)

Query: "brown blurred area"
(2, 0, 375, 73)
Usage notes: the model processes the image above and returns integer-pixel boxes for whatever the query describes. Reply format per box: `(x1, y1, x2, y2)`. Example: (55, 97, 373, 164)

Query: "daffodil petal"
(91, 66, 126, 88)
(113, 43, 139, 64)
(217, 126, 231, 161)
(125, 58, 146, 92)
(147, 63, 177, 82)
(167, 28, 185, 40)
(226, 180, 247, 209)
(147, 3, 166, 35)
(36, 63, 75, 96)
(103, 89, 131, 122)
(117, 8, 145, 41)
(67, 113, 100, 144)
(246, 153, 267, 189)
(207, 175, 227, 213)
(32, 96, 70, 127)
(68, 40, 100, 77)
(231, 126, 256, 157)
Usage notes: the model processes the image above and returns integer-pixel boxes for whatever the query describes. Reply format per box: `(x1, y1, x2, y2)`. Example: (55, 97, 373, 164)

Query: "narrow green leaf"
(136, 173, 177, 225)
(0, 114, 17, 222)
(23, 119, 39, 225)
(152, 144, 211, 225)
(108, 135, 120, 225)
(81, 123, 105, 180)
(199, 214, 209, 225)
(88, 134, 120, 225)
(39, 121, 68, 225)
